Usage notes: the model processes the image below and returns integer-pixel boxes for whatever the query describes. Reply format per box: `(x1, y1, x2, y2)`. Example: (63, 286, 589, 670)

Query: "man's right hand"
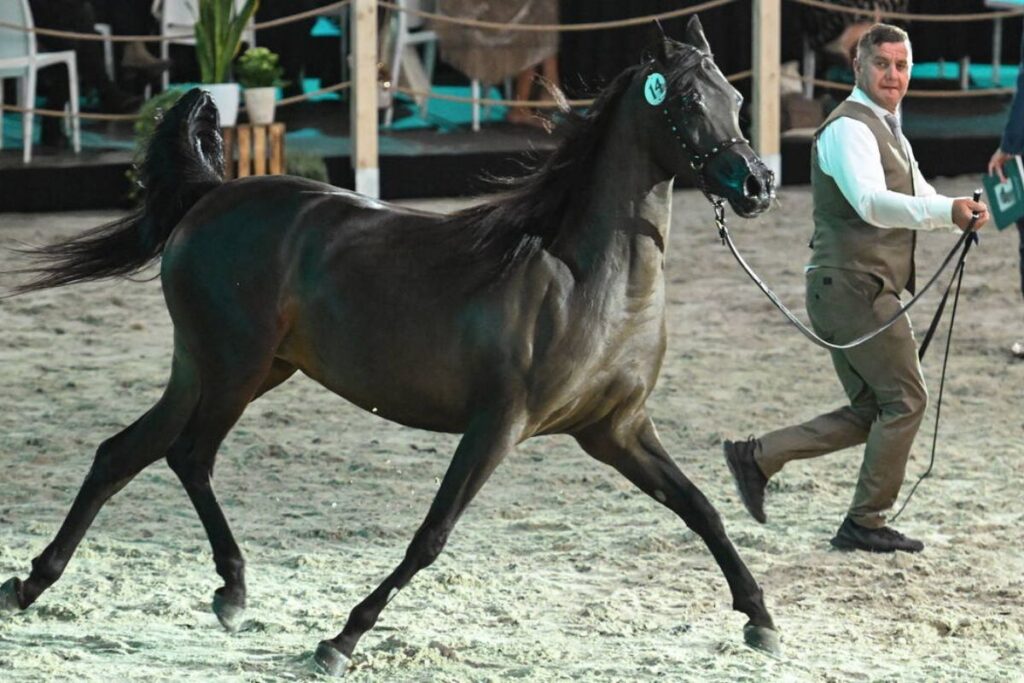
(952, 197, 989, 232)
(988, 148, 1013, 182)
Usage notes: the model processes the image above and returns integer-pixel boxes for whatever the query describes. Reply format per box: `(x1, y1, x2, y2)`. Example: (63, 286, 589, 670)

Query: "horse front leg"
(314, 408, 524, 676)
(575, 413, 780, 654)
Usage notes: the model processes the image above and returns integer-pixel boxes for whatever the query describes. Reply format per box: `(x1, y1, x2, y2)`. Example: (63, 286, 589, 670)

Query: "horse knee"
(409, 524, 452, 572)
(82, 432, 135, 492)
(674, 483, 727, 538)
(166, 448, 206, 485)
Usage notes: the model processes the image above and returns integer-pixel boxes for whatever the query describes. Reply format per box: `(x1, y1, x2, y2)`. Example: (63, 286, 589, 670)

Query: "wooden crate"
(222, 123, 286, 179)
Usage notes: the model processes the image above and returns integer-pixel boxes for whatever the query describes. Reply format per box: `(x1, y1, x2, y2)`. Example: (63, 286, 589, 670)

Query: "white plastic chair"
(94, 22, 115, 81)
(153, 0, 256, 90)
(383, 0, 437, 126)
(0, 0, 81, 163)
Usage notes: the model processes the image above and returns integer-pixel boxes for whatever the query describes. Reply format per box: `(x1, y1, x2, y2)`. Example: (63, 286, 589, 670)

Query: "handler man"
(723, 23, 988, 553)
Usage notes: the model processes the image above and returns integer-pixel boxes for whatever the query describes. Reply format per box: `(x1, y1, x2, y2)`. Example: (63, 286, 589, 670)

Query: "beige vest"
(809, 100, 917, 293)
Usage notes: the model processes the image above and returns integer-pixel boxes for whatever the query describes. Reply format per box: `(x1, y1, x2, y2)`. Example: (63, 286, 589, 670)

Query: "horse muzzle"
(732, 161, 775, 218)
(703, 148, 775, 218)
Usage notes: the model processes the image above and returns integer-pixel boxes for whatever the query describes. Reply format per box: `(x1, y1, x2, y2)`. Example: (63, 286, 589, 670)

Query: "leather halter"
(652, 47, 748, 175)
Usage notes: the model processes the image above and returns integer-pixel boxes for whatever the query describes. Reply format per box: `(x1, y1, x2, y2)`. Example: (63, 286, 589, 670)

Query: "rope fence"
(378, 0, 735, 32)
(787, 0, 1024, 23)
(3, 0, 1021, 43)
(0, 1, 353, 43)
(0, 1, 1018, 122)
(0, 0, 737, 42)
(391, 69, 751, 110)
(0, 81, 351, 120)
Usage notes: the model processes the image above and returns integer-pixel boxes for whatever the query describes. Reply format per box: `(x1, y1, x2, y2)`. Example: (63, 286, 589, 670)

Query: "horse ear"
(642, 20, 669, 64)
(683, 14, 711, 54)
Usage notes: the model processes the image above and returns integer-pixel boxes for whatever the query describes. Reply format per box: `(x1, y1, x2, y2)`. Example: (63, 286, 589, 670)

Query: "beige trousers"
(755, 267, 928, 529)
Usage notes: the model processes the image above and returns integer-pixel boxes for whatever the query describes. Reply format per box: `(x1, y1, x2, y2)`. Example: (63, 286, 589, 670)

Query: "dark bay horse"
(2, 16, 778, 675)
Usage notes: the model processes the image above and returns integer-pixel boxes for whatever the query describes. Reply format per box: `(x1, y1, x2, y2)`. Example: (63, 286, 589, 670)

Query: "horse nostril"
(744, 174, 762, 198)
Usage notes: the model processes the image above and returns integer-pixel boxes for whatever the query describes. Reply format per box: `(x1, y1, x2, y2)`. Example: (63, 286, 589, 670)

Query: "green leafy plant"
(285, 151, 328, 183)
(194, 0, 260, 84)
(236, 47, 286, 89)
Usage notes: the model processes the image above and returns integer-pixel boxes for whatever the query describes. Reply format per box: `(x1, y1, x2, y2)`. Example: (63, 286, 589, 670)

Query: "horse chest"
(526, 285, 665, 428)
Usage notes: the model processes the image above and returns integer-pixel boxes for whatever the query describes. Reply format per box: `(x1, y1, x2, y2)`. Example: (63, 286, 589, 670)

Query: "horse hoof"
(743, 622, 782, 656)
(0, 578, 22, 612)
(314, 640, 350, 677)
(212, 592, 245, 632)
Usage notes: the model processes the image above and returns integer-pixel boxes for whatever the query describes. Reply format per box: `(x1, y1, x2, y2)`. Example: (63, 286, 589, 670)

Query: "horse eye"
(680, 92, 704, 111)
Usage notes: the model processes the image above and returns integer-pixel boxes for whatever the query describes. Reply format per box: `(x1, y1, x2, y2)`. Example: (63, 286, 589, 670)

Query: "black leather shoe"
(830, 517, 924, 553)
(723, 437, 768, 523)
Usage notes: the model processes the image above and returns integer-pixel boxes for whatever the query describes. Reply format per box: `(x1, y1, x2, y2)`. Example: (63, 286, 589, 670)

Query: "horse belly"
(281, 302, 473, 434)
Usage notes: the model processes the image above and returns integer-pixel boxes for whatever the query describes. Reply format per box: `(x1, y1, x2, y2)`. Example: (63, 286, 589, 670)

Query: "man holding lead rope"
(724, 23, 987, 553)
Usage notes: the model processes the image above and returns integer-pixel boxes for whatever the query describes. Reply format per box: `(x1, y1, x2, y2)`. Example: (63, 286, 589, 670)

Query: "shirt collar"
(850, 86, 901, 124)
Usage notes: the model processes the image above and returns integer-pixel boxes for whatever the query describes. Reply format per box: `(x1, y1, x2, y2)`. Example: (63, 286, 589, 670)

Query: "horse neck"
(551, 105, 675, 281)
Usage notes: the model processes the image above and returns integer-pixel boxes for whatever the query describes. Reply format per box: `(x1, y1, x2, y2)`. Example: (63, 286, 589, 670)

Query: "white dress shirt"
(817, 87, 956, 232)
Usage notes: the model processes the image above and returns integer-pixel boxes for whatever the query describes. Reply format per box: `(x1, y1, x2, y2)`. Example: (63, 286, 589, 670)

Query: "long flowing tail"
(10, 88, 224, 295)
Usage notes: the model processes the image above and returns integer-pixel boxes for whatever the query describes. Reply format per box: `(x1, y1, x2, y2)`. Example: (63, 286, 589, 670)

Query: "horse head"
(641, 16, 775, 217)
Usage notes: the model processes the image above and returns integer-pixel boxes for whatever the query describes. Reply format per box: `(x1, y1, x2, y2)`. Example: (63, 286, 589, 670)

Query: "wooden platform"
(222, 123, 286, 179)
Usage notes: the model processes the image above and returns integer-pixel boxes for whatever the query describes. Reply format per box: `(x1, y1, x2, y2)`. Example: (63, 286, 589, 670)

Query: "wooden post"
(222, 126, 236, 180)
(253, 125, 267, 176)
(269, 123, 285, 174)
(237, 125, 252, 178)
(753, 0, 782, 184)
(352, 0, 379, 198)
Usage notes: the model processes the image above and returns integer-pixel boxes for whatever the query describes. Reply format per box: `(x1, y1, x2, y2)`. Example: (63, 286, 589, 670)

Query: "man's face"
(854, 40, 911, 113)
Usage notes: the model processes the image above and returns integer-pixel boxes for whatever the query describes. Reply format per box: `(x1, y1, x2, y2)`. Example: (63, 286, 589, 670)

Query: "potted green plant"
(194, 0, 259, 126)
(237, 46, 285, 125)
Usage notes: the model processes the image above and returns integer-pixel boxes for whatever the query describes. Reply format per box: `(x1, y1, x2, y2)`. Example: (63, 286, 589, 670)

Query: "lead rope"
(891, 212, 979, 522)
(708, 192, 982, 521)
(710, 195, 976, 352)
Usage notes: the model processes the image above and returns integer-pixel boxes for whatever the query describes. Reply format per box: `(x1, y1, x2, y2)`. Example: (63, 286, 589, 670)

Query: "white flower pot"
(244, 86, 277, 125)
(203, 82, 241, 127)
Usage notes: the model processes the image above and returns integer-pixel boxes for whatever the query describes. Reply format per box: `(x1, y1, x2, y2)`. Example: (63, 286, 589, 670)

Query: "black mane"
(450, 64, 642, 259)
(428, 45, 707, 282)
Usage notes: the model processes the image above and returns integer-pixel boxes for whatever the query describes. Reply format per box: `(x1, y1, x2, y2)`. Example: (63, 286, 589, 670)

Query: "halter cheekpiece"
(648, 47, 748, 173)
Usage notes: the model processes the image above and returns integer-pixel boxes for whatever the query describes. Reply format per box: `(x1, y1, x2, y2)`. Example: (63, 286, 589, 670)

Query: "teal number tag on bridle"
(644, 73, 666, 106)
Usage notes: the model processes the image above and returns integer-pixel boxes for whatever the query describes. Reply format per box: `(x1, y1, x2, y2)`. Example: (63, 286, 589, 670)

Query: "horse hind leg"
(1, 351, 201, 612)
(574, 414, 780, 655)
(165, 355, 294, 632)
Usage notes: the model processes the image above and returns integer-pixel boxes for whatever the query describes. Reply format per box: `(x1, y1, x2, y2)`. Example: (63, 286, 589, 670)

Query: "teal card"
(983, 156, 1024, 230)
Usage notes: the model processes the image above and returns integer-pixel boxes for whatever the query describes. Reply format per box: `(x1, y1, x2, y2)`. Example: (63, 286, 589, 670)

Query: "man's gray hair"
(855, 23, 911, 63)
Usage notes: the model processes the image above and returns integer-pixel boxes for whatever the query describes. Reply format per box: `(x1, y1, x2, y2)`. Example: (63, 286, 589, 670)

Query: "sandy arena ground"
(1, 177, 1022, 682)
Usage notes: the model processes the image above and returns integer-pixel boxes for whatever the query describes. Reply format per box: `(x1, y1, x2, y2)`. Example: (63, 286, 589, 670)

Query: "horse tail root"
(9, 88, 224, 295)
